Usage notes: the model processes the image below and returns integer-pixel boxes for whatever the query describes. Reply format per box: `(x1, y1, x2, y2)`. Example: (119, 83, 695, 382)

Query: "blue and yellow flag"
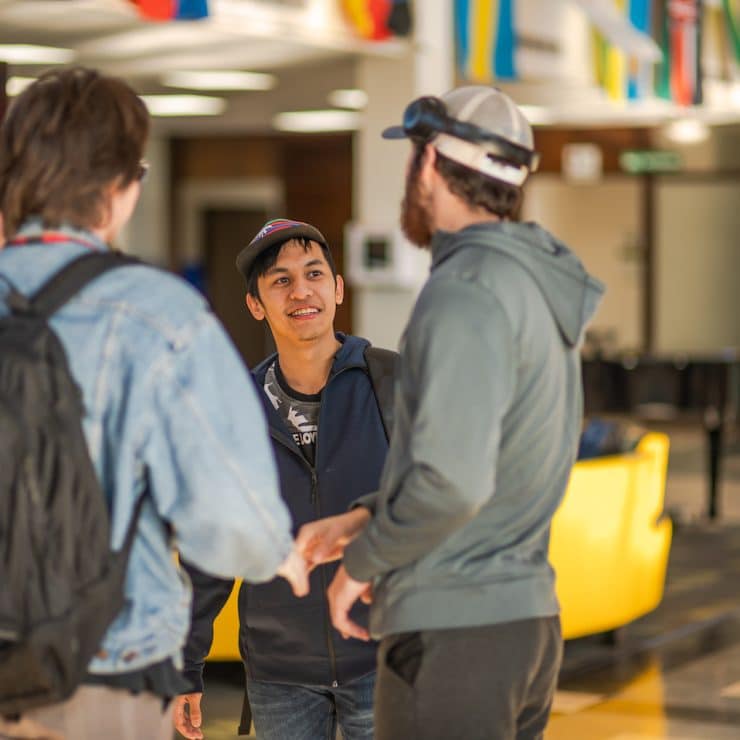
(455, 0, 518, 82)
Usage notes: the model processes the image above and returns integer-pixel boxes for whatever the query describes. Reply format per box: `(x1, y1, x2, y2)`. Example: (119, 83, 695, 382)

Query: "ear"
(246, 293, 265, 321)
(335, 274, 344, 306)
(420, 143, 438, 183)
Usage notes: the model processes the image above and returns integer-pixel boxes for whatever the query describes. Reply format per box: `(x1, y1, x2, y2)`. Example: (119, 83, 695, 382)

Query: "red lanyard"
(6, 232, 101, 251)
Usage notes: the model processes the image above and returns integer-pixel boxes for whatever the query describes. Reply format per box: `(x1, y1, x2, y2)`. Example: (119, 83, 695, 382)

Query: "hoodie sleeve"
(181, 560, 236, 693)
(343, 275, 516, 581)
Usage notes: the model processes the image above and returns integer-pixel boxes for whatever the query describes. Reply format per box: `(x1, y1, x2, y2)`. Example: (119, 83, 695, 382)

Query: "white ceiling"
(0, 0, 407, 134)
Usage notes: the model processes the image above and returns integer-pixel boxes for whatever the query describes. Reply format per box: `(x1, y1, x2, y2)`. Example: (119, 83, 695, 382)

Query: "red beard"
(400, 166, 434, 248)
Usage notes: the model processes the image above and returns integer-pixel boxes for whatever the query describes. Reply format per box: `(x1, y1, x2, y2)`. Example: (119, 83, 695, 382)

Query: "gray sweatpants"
(375, 617, 562, 740)
(0, 685, 173, 740)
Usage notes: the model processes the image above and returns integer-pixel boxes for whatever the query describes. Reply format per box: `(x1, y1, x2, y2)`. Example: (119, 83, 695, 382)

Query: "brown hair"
(0, 67, 149, 237)
(410, 142, 522, 220)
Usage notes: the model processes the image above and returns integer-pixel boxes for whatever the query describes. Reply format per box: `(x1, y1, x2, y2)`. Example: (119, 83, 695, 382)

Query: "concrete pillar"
(351, 0, 454, 348)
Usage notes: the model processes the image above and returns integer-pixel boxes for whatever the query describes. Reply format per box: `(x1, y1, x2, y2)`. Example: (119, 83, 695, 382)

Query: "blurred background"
(2, 1, 740, 738)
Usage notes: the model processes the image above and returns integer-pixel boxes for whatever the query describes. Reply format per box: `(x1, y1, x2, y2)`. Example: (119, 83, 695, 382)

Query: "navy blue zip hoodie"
(182, 334, 385, 690)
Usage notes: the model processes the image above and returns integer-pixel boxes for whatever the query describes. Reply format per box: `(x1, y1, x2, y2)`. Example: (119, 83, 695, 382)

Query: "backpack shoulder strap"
(30, 251, 139, 318)
(364, 345, 400, 441)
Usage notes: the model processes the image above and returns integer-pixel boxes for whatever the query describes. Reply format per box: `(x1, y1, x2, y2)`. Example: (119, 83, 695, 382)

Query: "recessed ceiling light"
(0, 44, 74, 64)
(327, 89, 368, 110)
(139, 95, 227, 117)
(163, 70, 276, 91)
(7, 76, 36, 96)
(663, 118, 710, 144)
(273, 110, 361, 133)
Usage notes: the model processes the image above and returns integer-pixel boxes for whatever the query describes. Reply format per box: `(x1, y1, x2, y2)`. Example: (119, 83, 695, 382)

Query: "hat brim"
(381, 125, 408, 140)
(236, 223, 328, 282)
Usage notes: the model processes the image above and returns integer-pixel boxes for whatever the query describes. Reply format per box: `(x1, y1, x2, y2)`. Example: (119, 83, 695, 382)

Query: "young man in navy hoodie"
(175, 220, 392, 740)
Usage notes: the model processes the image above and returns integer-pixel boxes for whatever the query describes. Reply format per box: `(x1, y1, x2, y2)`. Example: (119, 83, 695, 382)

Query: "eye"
(308, 270, 323, 278)
(274, 276, 289, 286)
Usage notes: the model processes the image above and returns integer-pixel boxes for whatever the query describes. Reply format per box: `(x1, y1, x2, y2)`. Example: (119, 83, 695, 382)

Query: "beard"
(400, 166, 434, 248)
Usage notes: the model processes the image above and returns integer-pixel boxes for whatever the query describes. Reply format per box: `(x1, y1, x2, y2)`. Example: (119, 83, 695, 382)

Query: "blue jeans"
(246, 672, 375, 740)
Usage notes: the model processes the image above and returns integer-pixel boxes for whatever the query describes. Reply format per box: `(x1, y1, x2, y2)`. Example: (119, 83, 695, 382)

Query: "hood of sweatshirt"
(430, 221, 604, 348)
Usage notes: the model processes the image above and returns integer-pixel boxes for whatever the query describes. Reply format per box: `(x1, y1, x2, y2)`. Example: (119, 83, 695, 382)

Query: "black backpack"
(0, 251, 145, 717)
(364, 345, 400, 441)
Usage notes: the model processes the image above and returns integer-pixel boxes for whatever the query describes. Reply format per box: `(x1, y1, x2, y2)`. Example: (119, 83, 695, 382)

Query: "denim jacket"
(0, 221, 293, 675)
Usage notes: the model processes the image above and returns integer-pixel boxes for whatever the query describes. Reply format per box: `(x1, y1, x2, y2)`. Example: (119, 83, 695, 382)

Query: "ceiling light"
(7, 76, 35, 96)
(163, 70, 276, 91)
(0, 44, 74, 64)
(663, 118, 710, 144)
(327, 89, 368, 110)
(273, 110, 361, 133)
(139, 95, 226, 117)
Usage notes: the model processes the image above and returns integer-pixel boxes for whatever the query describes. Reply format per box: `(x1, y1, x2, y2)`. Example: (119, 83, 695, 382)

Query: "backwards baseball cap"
(235, 218, 330, 284)
(382, 85, 539, 187)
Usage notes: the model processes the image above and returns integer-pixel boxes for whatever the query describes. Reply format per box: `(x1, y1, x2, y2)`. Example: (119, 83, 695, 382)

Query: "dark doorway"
(203, 208, 275, 369)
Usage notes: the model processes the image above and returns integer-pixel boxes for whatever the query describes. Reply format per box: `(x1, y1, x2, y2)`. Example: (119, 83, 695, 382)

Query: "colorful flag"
(721, 0, 740, 63)
(342, 0, 413, 40)
(628, 0, 654, 98)
(129, 0, 208, 21)
(454, 0, 518, 82)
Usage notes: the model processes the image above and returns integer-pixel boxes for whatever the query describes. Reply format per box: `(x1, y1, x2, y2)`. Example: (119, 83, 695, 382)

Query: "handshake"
(275, 506, 373, 642)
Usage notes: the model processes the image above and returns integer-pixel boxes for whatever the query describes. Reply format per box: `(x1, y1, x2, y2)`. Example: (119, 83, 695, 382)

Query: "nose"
(289, 277, 313, 301)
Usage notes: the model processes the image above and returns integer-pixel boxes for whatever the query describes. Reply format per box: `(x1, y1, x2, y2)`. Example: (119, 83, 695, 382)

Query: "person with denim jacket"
(174, 220, 388, 740)
(0, 68, 307, 740)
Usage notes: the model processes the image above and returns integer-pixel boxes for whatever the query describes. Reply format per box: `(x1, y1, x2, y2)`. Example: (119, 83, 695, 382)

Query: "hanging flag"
(471, 0, 498, 81)
(570, 0, 661, 60)
(667, 0, 702, 105)
(455, 0, 472, 76)
(176, 0, 209, 19)
(627, 0, 654, 99)
(494, 0, 517, 80)
(342, 0, 412, 40)
(721, 0, 740, 63)
(454, 0, 519, 82)
(604, 0, 627, 100)
(655, 0, 672, 98)
(129, 0, 208, 20)
(131, 0, 175, 20)
(388, 0, 412, 36)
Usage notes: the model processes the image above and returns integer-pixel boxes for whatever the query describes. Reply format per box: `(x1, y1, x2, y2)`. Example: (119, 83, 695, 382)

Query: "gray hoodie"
(344, 221, 604, 638)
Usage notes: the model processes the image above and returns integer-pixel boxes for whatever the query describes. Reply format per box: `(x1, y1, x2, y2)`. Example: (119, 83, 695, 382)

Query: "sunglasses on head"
(402, 96, 539, 172)
(135, 159, 149, 183)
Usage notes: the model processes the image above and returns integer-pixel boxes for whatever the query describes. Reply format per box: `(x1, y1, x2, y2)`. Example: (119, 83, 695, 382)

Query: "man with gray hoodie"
(297, 86, 604, 740)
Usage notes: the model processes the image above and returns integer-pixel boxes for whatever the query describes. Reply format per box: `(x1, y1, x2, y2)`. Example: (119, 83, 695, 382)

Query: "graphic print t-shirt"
(264, 361, 321, 465)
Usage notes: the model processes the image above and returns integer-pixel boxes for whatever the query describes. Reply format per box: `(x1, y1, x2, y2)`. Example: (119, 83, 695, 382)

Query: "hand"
(296, 508, 371, 568)
(173, 693, 203, 740)
(276, 546, 310, 597)
(327, 565, 372, 641)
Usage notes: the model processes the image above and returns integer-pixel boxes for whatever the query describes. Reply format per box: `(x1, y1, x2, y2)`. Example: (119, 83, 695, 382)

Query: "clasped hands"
(175, 508, 374, 740)
(279, 507, 373, 642)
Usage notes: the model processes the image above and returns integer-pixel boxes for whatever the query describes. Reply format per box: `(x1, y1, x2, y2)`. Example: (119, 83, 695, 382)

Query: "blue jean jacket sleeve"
(144, 312, 293, 582)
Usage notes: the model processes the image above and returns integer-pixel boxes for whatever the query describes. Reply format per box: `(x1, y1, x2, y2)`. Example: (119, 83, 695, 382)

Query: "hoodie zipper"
(266, 364, 364, 688)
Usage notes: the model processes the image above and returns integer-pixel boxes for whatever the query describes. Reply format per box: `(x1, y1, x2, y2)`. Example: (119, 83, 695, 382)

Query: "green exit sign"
(620, 150, 683, 174)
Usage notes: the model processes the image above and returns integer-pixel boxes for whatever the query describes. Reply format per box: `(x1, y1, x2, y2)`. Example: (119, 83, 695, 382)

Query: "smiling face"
(246, 239, 344, 348)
